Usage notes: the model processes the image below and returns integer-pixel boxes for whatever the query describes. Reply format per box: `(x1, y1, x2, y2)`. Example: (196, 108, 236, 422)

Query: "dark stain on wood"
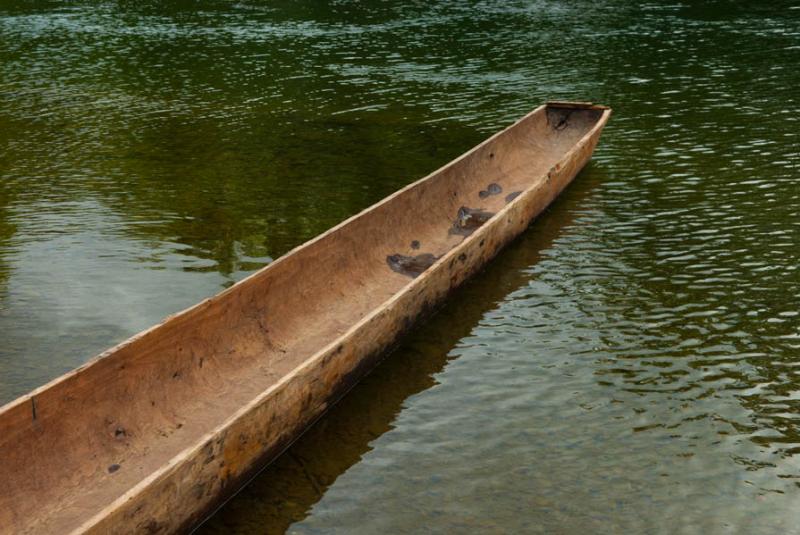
(478, 182, 502, 199)
(386, 253, 439, 278)
(450, 206, 495, 236)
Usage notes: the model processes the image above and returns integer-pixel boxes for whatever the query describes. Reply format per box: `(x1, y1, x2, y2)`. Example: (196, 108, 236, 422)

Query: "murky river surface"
(1, 1, 799, 532)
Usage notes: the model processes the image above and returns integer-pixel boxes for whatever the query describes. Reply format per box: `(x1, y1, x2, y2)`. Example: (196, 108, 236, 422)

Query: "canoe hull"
(88, 105, 608, 534)
(0, 103, 610, 534)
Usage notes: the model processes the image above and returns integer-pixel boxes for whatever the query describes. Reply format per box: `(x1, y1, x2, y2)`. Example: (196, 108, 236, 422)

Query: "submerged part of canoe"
(0, 102, 610, 534)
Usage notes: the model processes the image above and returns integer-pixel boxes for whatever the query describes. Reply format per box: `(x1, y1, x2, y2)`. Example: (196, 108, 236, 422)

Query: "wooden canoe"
(0, 102, 610, 534)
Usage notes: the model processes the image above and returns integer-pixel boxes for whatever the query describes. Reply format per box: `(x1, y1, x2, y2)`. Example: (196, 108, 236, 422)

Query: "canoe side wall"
(80, 108, 610, 534)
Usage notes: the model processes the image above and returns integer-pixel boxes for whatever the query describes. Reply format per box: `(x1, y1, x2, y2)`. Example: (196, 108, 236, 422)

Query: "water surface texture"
(1, 1, 799, 533)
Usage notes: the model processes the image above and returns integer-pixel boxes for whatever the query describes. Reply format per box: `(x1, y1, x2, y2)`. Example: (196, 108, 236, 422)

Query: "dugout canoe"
(0, 101, 610, 534)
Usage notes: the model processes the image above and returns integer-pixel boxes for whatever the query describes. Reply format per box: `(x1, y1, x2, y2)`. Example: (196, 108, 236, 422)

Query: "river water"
(1, 1, 799, 533)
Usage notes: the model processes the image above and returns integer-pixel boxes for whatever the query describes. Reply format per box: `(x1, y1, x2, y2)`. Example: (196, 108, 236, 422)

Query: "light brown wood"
(0, 102, 610, 534)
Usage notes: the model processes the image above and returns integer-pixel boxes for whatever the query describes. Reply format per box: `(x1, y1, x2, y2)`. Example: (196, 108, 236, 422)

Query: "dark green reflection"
(92, 107, 483, 275)
(0, 187, 15, 299)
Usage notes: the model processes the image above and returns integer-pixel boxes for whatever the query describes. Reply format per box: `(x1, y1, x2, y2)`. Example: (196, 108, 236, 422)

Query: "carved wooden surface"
(0, 103, 610, 534)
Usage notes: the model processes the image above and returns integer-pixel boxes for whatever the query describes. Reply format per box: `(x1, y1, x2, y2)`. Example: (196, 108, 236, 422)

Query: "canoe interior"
(0, 104, 607, 533)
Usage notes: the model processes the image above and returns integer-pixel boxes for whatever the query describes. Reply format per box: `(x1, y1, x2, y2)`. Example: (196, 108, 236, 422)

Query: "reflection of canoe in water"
(0, 101, 610, 534)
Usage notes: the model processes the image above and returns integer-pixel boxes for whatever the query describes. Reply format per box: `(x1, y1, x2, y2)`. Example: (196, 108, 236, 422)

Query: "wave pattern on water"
(1, 0, 799, 533)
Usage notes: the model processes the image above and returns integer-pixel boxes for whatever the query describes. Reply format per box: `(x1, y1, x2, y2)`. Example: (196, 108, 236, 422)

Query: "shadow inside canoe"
(196, 162, 606, 534)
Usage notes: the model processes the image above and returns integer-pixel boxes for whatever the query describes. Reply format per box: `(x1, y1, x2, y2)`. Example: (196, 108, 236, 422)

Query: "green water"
(1, 1, 799, 533)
